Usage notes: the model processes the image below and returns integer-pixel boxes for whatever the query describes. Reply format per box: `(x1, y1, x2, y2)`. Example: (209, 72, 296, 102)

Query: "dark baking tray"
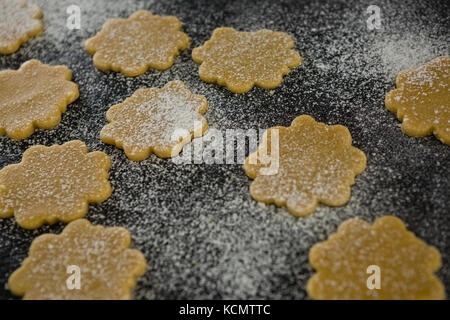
(0, 0, 449, 299)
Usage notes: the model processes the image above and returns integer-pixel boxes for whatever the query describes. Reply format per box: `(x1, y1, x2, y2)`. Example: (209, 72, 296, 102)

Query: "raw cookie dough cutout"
(192, 27, 302, 93)
(0, 59, 79, 140)
(385, 56, 449, 144)
(307, 216, 445, 300)
(244, 115, 366, 216)
(101, 80, 208, 161)
(9, 219, 147, 300)
(85, 10, 190, 77)
(0, 140, 112, 229)
(0, 0, 43, 54)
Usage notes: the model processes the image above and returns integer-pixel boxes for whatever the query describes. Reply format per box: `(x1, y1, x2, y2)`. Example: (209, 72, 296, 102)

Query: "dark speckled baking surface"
(0, 0, 449, 299)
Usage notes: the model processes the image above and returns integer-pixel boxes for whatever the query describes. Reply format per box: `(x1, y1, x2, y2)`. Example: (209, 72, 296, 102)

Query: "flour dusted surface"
(0, 0, 449, 299)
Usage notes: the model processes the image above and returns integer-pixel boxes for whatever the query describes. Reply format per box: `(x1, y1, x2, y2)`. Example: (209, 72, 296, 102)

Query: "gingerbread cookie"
(244, 115, 366, 216)
(0, 140, 112, 229)
(385, 56, 450, 144)
(192, 27, 302, 93)
(9, 219, 147, 300)
(0, 59, 79, 140)
(307, 216, 445, 300)
(101, 80, 208, 161)
(85, 10, 190, 77)
(0, 0, 43, 54)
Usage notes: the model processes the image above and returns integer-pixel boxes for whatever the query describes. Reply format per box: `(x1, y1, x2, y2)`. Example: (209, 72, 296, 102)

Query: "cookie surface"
(244, 115, 366, 216)
(0, 140, 112, 229)
(385, 56, 450, 144)
(0, 59, 79, 140)
(101, 80, 208, 161)
(307, 216, 445, 300)
(8, 219, 146, 300)
(192, 27, 302, 93)
(0, 0, 43, 54)
(85, 10, 190, 77)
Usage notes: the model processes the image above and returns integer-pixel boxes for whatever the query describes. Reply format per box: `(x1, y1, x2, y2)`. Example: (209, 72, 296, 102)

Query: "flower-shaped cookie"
(0, 0, 43, 54)
(0, 59, 79, 140)
(101, 80, 208, 161)
(307, 216, 445, 300)
(192, 27, 302, 93)
(9, 219, 147, 300)
(0, 140, 112, 229)
(244, 115, 366, 216)
(385, 56, 450, 144)
(85, 10, 190, 77)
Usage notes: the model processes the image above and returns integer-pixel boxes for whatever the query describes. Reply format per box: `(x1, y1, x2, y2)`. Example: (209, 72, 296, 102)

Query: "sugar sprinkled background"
(0, 0, 449, 299)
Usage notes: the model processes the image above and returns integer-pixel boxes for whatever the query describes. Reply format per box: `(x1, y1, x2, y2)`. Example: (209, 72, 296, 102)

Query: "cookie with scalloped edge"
(192, 27, 302, 93)
(9, 219, 147, 300)
(244, 115, 366, 216)
(0, 0, 43, 54)
(101, 80, 208, 161)
(85, 10, 190, 77)
(307, 216, 445, 300)
(0, 59, 79, 140)
(385, 56, 449, 144)
(0, 140, 112, 229)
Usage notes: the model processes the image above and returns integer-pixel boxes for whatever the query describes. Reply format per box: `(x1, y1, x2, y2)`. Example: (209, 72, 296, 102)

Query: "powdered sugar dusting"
(375, 35, 449, 80)
(244, 115, 366, 217)
(85, 10, 190, 77)
(0, 0, 449, 300)
(0, 0, 42, 54)
(0, 59, 79, 140)
(8, 219, 146, 299)
(0, 140, 111, 229)
(308, 216, 444, 299)
(100, 80, 207, 160)
(192, 28, 301, 93)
